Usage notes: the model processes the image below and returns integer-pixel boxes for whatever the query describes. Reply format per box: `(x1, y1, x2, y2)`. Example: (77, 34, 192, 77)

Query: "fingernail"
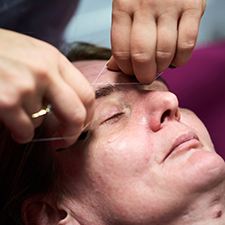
(106, 59, 110, 66)
(169, 65, 177, 69)
(78, 131, 88, 140)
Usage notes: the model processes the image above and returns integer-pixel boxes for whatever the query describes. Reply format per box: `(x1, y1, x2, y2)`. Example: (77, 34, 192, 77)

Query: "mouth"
(164, 132, 201, 161)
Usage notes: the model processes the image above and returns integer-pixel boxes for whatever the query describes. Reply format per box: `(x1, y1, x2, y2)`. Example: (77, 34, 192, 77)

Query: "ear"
(21, 199, 68, 225)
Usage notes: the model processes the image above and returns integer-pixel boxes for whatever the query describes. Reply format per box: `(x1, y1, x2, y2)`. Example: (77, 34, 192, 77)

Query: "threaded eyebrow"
(95, 77, 169, 99)
(95, 84, 122, 99)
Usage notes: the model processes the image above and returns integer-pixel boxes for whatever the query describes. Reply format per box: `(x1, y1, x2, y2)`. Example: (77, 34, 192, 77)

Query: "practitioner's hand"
(0, 29, 95, 149)
(109, 0, 206, 83)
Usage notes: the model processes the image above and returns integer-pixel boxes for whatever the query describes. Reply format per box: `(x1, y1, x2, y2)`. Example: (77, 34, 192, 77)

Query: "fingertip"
(11, 130, 34, 144)
(50, 129, 79, 150)
(136, 76, 155, 85)
(135, 73, 156, 84)
(107, 56, 121, 71)
(83, 120, 92, 132)
(77, 130, 88, 141)
(51, 137, 75, 150)
(133, 62, 157, 84)
(55, 148, 65, 152)
(169, 64, 177, 69)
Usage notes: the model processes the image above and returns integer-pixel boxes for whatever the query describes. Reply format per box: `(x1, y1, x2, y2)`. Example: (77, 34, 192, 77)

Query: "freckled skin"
(58, 60, 225, 225)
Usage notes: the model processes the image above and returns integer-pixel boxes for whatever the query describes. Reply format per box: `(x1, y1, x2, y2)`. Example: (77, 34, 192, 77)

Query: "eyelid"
(96, 100, 127, 126)
(101, 111, 125, 125)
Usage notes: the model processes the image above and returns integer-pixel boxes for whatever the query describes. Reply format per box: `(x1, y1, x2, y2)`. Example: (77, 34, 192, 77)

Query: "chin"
(187, 150, 225, 192)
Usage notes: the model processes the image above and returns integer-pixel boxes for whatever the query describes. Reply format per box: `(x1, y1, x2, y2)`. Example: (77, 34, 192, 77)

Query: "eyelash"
(102, 112, 125, 124)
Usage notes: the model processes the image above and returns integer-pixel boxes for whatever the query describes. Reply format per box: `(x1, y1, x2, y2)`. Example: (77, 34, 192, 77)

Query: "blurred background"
(63, 0, 225, 48)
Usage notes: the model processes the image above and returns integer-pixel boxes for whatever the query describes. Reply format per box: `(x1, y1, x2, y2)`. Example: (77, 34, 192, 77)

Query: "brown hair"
(62, 41, 112, 62)
(0, 119, 62, 224)
(0, 42, 112, 225)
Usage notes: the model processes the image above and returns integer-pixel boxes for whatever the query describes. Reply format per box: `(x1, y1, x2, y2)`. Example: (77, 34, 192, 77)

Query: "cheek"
(180, 109, 214, 150)
(86, 127, 153, 189)
(85, 129, 166, 222)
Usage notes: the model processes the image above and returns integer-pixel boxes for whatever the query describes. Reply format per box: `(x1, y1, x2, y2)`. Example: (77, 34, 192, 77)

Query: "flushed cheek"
(87, 129, 153, 187)
(85, 132, 167, 221)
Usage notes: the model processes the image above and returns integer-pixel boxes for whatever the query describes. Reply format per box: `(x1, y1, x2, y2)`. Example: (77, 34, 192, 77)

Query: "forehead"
(72, 60, 139, 86)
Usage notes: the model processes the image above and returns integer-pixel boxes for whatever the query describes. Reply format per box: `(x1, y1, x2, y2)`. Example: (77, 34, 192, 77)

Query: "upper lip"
(164, 132, 200, 161)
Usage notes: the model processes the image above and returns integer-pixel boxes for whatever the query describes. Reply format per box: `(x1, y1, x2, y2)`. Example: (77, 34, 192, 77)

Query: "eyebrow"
(94, 77, 169, 99)
(95, 84, 122, 99)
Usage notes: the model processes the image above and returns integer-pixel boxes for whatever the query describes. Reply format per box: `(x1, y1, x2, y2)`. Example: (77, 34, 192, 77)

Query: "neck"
(171, 181, 225, 225)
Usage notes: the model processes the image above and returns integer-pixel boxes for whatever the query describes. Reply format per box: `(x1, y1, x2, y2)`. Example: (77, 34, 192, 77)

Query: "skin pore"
(54, 60, 225, 225)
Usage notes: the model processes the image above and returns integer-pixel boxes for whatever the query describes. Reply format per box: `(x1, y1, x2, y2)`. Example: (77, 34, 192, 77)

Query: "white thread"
(155, 71, 164, 80)
(32, 120, 92, 142)
(91, 60, 109, 86)
(31, 137, 70, 142)
(93, 67, 164, 86)
(31, 61, 164, 143)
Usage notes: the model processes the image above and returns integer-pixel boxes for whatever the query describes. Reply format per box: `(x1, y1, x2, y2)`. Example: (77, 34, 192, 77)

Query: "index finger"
(46, 59, 95, 149)
(59, 56, 95, 126)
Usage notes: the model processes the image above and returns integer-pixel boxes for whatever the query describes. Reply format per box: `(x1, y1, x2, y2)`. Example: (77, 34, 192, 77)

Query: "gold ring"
(31, 105, 51, 119)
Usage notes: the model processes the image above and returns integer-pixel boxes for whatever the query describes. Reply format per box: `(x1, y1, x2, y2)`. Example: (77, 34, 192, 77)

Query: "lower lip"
(169, 139, 201, 158)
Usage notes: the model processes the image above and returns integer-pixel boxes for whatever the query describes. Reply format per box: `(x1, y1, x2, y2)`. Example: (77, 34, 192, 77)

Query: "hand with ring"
(0, 29, 95, 149)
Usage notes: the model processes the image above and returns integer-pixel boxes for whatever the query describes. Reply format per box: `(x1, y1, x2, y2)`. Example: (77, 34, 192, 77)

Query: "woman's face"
(58, 60, 225, 224)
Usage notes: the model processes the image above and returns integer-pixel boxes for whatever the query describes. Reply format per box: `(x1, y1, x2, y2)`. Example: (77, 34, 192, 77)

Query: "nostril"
(161, 110, 171, 123)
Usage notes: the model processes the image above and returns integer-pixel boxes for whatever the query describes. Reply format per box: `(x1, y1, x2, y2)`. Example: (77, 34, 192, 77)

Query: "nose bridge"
(137, 91, 180, 132)
(154, 91, 179, 112)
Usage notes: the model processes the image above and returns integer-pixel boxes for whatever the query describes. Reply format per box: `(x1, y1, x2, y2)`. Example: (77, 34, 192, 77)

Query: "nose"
(143, 91, 181, 132)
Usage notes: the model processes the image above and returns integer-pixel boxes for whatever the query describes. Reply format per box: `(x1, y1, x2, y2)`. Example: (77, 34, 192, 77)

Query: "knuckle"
(186, 0, 206, 13)
(48, 45, 61, 63)
(156, 51, 173, 61)
(28, 45, 60, 80)
(131, 52, 151, 63)
(179, 40, 196, 52)
(13, 76, 36, 98)
(29, 61, 49, 79)
(20, 81, 35, 96)
(26, 63, 52, 87)
(113, 0, 127, 9)
(113, 51, 131, 61)
(0, 93, 19, 111)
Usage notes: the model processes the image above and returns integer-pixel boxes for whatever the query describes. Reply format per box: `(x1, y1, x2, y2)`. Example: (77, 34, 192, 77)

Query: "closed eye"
(101, 112, 125, 125)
